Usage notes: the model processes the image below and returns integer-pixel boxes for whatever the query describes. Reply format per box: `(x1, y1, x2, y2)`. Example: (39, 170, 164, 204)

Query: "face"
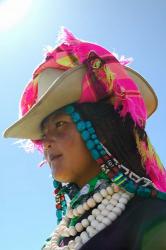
(41, 110, 100, 187)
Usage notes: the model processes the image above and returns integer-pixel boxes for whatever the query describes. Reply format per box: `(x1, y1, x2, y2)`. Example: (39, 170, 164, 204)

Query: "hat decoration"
(19, 28, 147, 129)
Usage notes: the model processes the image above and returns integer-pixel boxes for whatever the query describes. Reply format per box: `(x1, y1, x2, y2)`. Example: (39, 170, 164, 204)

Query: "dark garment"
(80, 196, 166, 250)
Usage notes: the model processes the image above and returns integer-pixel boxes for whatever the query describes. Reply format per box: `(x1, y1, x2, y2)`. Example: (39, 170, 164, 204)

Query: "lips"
(49, 153, 62, 163)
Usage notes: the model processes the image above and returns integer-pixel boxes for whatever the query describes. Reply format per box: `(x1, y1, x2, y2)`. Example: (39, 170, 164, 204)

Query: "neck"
(75, 164, 101, 188)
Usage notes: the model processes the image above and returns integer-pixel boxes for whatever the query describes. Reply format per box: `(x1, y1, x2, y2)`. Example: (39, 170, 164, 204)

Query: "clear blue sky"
(1, 0, 166, 249)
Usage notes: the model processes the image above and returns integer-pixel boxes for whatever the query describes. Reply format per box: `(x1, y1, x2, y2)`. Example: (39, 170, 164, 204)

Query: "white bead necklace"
(43, 184, 134, 250)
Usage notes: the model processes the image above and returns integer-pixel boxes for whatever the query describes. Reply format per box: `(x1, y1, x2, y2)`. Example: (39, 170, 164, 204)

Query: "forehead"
(41, 109, 70, 129)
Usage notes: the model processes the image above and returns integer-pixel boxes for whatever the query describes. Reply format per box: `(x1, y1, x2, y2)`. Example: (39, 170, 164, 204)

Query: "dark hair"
(75, 100, 149, 178)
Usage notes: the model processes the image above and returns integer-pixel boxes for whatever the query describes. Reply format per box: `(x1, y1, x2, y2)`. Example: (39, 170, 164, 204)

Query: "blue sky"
(1, 0, 166, 249)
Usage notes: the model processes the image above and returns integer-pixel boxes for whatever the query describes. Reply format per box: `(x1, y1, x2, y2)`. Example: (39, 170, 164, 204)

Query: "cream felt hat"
(3, 64, 157, 140)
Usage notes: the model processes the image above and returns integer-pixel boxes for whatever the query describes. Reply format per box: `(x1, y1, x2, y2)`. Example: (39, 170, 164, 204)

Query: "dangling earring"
(53, 179, 67, 224)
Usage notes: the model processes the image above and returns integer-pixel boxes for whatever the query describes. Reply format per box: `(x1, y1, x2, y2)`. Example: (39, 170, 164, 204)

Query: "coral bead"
(87, 198, 96, 208)
(77, 204, 85, 215)
(75, 222, 84, 233)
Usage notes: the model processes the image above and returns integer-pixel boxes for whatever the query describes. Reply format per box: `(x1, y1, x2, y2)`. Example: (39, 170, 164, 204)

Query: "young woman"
(4, 28, 166, 250)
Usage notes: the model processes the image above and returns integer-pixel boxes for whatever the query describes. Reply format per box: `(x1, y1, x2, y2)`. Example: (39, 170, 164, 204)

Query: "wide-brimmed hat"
(3, 29, 158, 140)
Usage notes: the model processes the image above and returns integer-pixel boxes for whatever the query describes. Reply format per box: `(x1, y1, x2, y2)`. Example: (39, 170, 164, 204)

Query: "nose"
(42, 135, 55, 151)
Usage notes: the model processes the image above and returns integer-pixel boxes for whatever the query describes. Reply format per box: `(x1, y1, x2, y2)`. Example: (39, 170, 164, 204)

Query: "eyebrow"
(40, 110, 67, 130)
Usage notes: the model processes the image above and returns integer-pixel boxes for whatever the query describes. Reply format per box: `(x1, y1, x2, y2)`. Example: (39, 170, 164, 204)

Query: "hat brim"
(3, 65, 158, 140)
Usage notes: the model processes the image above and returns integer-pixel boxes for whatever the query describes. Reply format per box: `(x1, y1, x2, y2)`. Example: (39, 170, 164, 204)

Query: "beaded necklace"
(42, 172, 134, 250)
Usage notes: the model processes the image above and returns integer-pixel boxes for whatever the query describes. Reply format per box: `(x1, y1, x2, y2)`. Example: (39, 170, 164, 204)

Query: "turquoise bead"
(71, 112, 81, 122)
(100, 150, 107, 156)
(157, 191, 166, 200)
(86, 121, 92, 128)
(124, 181, 137, 193)
(137, 186, 151, 197)
(91, 134, 97, 139)
(91, 149, 100, 160)
(88, 127, 95, 134)
(53, 180, 60, 188)
(94, 139, 100, 145)
(81, 130, 90, 141)
(97, 144, 103, 150)
(77, 121, 86, 131)
(65, 105, 75, 114)
(86, 140, 95, 150)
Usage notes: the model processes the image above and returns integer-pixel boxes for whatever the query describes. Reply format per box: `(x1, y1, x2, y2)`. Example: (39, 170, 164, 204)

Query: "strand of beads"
(43, 184, 134, 250)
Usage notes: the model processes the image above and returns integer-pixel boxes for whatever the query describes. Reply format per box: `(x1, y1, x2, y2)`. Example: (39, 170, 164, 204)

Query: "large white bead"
(112, 206, 122, 215)
(121, 193, 130, 200)
(96, 214, 104, 222)
(119, 197, 128, 204)
(97, 222, 105, 231)
(100, 189, 108, 197)
(86, 225, 96, 234)
(102, 217, 111, 226)
(106, 186, 114, 195)
(75, 236, 81, 243)
(98, 203, 105, 211)
(80, 231, 89, 243)
(101, 209, 109, 217)
(69, 226, 77, 236)
(68, 240, 75, 249)
(87, 198, 96, 208)
(106, 195, 112, 200)
(93, 192, 103, 203)
(75, 242, 83, 250)
(88, 214, 95, 222)
(92, 208, 100, 217)
(108, 212, 117, 221)
(83, 202, 90, 211)
(91, 220, 99, 229)
(116, 202, 125, 210)
(109, 198, 118, 206)
(106, 203, 114, 211)
(63, 246, 70, 250)
(102, 198, 109, 205)
(81, 218, 89, 228)
(112, 193, 121, 201)
(76, 204, 85, 215)
(75, 222, 84, 233)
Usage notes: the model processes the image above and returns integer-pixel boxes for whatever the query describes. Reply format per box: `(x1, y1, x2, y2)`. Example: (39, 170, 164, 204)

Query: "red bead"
(96, 158, 104, 164)
(56, 203, 62, 209)
(108, 171, 115, 179)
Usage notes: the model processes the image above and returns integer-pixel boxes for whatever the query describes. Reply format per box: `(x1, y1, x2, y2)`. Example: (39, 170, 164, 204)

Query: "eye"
(55, 121, 67, 128)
